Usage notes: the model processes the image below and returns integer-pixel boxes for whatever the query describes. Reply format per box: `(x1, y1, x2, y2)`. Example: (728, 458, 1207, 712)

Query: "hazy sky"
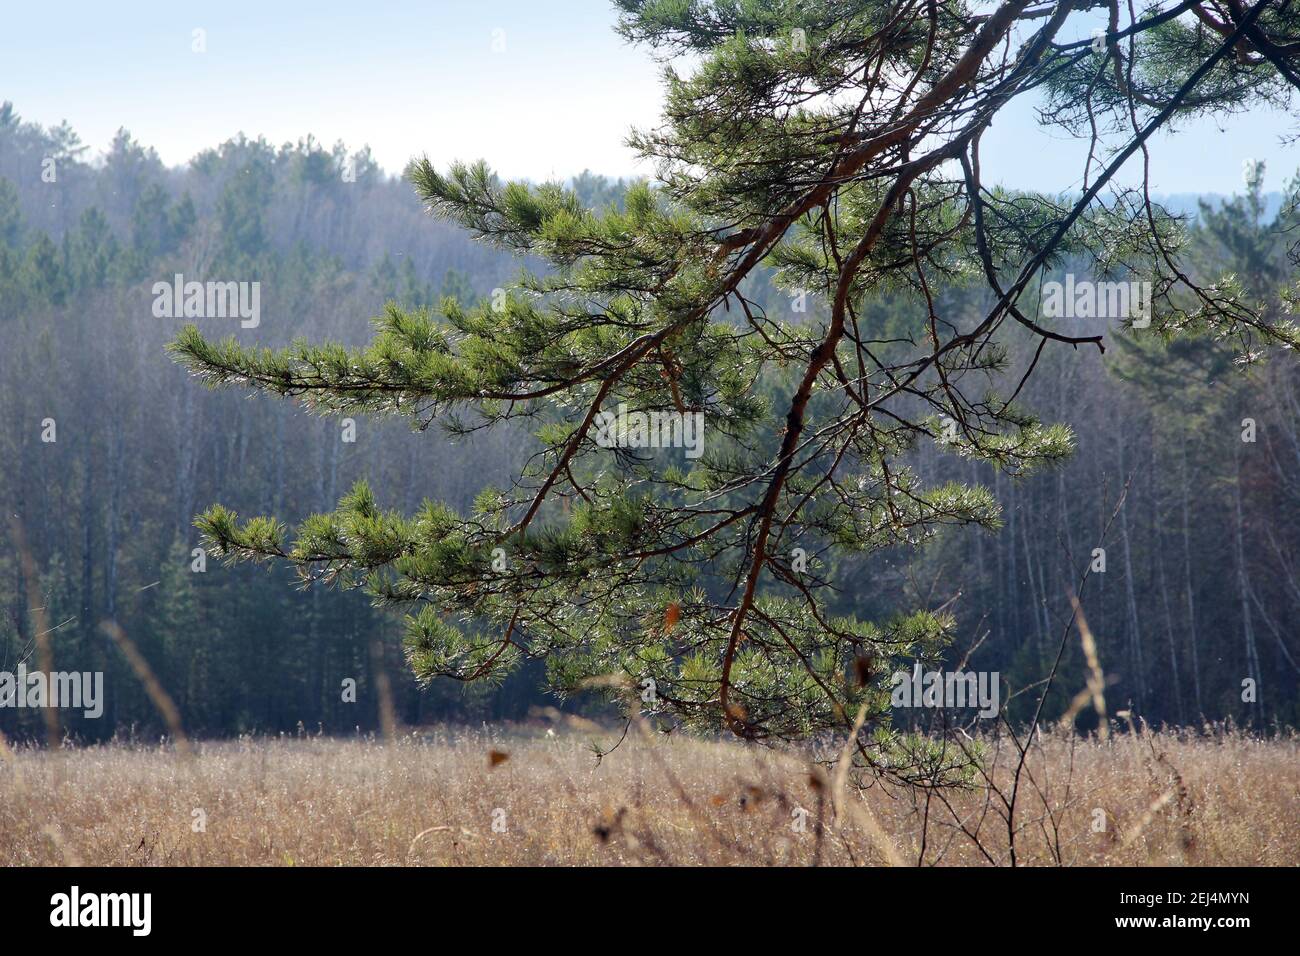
(3, 0, 1296, 194)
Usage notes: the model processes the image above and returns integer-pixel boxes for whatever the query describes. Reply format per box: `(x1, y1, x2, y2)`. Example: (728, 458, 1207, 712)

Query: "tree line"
(0, 100, 1297, 741)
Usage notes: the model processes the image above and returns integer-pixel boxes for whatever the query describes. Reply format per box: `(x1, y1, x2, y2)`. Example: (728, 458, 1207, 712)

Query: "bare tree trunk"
(102, 417, 125, 727)
(80, 469, 95, 651)
(1156, 522, 1185, 724)
(1020, 498, 1045, 655)
(1179, 444, 1203, 716)
(175, 384, 197, 538)
(1006, 471, 1020, 645)
(1116, 434, 1146, 712)
(272, 409, 285, 515)
(1233, 449, 1263, 724)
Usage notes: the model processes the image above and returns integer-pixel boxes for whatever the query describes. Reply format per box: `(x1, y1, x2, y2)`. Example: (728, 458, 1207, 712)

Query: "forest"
(1, 98, 1298, 741)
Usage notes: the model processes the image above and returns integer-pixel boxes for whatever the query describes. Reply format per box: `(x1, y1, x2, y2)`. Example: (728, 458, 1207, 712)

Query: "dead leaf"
(853, 653, 875, 687)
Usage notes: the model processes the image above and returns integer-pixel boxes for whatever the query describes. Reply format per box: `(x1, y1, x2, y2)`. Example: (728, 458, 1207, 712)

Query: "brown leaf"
(488, 749, 510, 768)
(853, 653, 875, 688)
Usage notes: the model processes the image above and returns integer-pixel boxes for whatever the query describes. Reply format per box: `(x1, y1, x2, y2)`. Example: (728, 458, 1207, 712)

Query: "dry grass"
(0, 725, 1296, 866)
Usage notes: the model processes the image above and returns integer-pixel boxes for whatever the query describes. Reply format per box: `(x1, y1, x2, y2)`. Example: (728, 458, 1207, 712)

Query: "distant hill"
(1153, 191, 1286, 220)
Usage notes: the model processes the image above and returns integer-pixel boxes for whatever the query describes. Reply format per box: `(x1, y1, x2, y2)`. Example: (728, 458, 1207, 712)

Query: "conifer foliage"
(170, 1, 1300, 757)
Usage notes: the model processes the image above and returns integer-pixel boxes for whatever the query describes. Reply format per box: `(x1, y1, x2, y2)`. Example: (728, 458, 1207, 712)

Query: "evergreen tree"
(215, 153, 272, 266)
(153, 540, 209, 733)
(65, 207, 120, 291)
(24, 233, 67, 307)
(170, 1, 1300, 765)
(0, 178, 23, 248)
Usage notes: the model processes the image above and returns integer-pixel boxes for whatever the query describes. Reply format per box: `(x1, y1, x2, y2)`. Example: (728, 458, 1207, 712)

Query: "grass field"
(1, 725, 1296, 866)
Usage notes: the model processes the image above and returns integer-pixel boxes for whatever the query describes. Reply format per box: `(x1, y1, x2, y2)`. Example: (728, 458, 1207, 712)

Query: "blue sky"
(2, 0, 1296, 195)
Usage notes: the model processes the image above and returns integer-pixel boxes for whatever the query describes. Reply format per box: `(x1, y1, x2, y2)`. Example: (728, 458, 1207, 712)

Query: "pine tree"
(0, 178, 23, 248)
(170, 1, 1300, 768)
(24, 234, 67, 307)
(154, 539, 209, 733)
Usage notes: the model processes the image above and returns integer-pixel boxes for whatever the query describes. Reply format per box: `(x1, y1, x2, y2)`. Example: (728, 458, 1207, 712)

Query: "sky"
(2, 0, 1296, 195)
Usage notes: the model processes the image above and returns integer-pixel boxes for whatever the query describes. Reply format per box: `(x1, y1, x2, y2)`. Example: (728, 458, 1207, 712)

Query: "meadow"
(1, 724, 1295, 866)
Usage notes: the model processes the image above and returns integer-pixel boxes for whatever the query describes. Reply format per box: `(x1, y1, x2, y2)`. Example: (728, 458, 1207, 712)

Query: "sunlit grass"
(1, 726, 1295, 866)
